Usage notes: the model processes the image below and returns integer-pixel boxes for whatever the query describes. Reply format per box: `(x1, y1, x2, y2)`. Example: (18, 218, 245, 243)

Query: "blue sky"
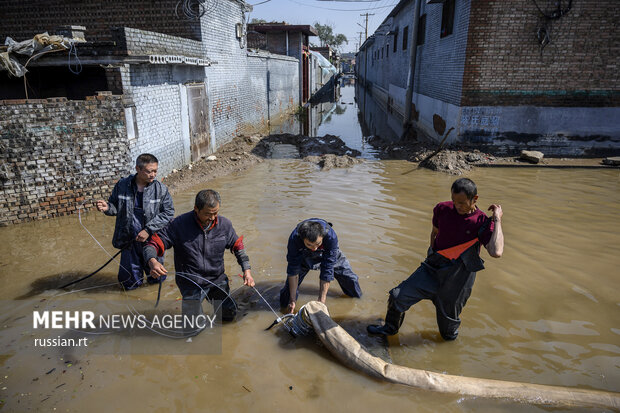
(248, 0, 400, 53)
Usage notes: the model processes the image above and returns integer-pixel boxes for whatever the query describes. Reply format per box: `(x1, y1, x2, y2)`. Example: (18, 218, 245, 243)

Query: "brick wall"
(117, 28, 208, 176)
(0, 0, 201, 43)
(416, 0, 471, 106)
(122, 27, 203, 57)
(0, 95, 130, 226)
(462, 0, 620, 107)
(200, 1, 299, 146)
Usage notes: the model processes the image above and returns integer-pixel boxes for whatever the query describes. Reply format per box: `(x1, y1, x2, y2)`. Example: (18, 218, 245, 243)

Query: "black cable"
(532, 0, 573, 20)
(59, 248, 123, 289)
(155, 277, 163, 308)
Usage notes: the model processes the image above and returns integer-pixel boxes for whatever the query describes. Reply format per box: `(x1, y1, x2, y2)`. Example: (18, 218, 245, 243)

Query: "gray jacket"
(105, 174, 174, 249)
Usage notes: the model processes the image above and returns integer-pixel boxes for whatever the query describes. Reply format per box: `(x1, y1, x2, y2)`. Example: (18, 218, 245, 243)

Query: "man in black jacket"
(95, 153, 174, 290)
(145, 189, 254, 330)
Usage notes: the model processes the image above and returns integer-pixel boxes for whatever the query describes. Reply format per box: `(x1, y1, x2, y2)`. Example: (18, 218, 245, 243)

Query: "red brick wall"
(0, 94, 131, 225)
(462, 0, 619, 107)
(0, 0, 202, 43)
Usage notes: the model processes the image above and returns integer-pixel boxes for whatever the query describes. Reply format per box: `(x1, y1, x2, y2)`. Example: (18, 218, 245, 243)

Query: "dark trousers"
(279, 251, 362, 307)
(178, 277, 236, 335)
(389, 252, 478, 341)
(118, 241, 165, 290)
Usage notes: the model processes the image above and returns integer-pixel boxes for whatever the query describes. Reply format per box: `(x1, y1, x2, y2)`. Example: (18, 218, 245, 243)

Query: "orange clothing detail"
(436, 238, 479, 260)
(149, 233, 166, 257)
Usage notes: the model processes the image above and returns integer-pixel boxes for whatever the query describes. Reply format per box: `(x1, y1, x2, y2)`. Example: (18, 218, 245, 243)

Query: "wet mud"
(162, 133, 364, 194)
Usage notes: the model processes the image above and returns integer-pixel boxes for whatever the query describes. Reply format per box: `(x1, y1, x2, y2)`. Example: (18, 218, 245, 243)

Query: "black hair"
(195, 189, 221, 210)
(136, 153, 158, 169)
(298, 220, 326, 243)
(451, 178, 477, 200)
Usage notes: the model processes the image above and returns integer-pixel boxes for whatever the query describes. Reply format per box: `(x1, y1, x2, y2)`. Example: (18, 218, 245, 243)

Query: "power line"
(287, 0, 397, 12)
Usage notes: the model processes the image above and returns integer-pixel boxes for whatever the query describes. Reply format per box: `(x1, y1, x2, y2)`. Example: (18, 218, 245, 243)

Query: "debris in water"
(45, 368, 55, 375)
(242, 385, 251, 392)
(289, 386, 293, 390)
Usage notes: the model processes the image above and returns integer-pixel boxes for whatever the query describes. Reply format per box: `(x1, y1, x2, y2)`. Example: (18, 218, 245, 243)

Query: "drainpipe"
(403, 0, 422, 131)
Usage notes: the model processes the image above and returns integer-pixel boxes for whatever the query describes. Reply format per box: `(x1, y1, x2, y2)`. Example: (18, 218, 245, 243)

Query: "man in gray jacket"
(95, 153, 174, 290)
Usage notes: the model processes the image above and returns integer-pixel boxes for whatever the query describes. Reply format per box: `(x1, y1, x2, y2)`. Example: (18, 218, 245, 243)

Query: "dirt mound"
(304, 154, 363, 170)
(256, 133, 361, 158)
(162, 133, 364, 194)
(367, 134, 501, 175)
(162, 135, 265, 194)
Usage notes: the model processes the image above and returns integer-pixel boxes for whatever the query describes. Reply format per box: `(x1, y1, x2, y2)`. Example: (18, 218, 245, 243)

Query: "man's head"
(135, 153, 159, 185)
(451, 178, 478, 215)
(194, 189, 221, 226)
(298, 221, 327, 251)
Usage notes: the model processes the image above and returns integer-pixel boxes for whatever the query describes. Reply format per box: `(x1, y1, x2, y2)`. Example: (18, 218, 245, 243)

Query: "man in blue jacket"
(280, 218, 362, 314)
(145, 189, 254, 329)
(95, 153, 174, 290)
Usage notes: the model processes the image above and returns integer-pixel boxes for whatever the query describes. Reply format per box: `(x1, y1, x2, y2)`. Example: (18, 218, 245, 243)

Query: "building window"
(441, 0, 455, 38)
(393, 30, 398, 53)
(402, 26, 409, 50)
(386, 44, 389, 59)
(417, 14, 426, 45)
(381, 48, 384, 59)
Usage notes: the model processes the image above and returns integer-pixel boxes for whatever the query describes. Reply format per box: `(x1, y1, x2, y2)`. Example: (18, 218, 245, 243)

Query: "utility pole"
(357, 31, 364, 50)
(360, 12, 374, 40)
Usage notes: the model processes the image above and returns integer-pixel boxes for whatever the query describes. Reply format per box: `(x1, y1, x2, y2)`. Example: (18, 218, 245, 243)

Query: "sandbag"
(302, 301, 620, 410)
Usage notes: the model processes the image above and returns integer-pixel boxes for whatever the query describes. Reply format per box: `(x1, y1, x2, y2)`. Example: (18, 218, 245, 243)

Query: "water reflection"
(268, 79, 379, 158)
(355, 80, 403, 142)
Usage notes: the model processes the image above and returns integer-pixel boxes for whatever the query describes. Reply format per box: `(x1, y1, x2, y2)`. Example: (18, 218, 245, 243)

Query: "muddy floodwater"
(0, 157, 619, 412)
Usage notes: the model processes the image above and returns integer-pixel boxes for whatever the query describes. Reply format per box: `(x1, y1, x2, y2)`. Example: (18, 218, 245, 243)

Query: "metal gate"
(187, 83, 211, 161)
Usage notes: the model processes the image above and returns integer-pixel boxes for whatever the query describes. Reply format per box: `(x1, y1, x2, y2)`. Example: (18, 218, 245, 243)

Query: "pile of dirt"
(255, 133, 361, 158)
(367, 135, 498, 175)
(304, 154, 364, 170)
(162, 134, 265, 194)
(162, 133, 364, 194)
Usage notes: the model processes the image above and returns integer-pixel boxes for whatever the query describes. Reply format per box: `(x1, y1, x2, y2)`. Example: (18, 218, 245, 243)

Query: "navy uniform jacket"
(286, 218, 339, 282)
(144, 211, 250, 288)
(104, 174, 174, 249)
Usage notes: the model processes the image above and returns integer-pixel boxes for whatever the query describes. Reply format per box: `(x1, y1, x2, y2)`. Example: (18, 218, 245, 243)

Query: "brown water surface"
(0, 159, 618, 412)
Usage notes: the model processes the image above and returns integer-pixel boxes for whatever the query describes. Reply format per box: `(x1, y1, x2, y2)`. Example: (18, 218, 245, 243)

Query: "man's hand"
(148, 258, 168, 278)
(95, 200, 108, 212)
(488, 204, 503, 222)
(136, 229, 149, 243)
(287, 301, 296, 314)
(242, 269, 255, 287)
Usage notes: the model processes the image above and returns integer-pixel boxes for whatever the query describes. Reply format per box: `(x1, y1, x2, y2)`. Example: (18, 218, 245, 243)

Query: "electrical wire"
(287, 0, 397, 12)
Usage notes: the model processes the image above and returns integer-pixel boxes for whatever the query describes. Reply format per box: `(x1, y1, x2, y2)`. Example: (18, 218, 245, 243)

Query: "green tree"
(313, 22, 348, 51)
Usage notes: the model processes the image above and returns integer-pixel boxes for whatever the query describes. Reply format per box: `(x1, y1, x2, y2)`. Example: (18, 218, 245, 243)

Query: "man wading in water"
(95, 153, 174, 290)
(368, 178, 504, 340)
(280, 218, 362, 314)
(145, 189, 254, 335)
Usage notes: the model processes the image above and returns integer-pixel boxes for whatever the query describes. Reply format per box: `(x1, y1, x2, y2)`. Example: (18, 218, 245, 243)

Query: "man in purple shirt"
(367, 178, 504, 340)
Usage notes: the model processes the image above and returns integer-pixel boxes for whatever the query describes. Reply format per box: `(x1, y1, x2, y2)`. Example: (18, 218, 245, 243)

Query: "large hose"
(300, 301, 620, 410)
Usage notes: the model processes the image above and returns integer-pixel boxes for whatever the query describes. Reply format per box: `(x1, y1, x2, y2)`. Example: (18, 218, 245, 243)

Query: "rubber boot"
(367, 298, 405, 336)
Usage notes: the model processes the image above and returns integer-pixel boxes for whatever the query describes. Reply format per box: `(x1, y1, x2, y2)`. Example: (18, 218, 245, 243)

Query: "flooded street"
(0, 85, 619, 411)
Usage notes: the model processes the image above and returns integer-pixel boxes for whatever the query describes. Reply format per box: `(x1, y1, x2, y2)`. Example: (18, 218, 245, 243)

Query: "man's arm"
(96, 180, 121, 215)
(145, 186, 175, 235)
(485, 204, 504, 258)
(430, 226, 439, 249)
(144, 221, 174, 278)
(285, 233, 303, 312)
(229, 234, 254, 287)
(287, 275, 299, 313)
(318, 279, 330, 303)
